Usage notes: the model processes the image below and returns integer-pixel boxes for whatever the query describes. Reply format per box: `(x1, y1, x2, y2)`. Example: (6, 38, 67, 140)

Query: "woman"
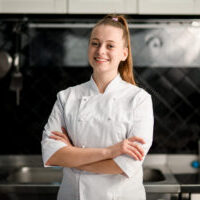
(41, 14, 154, 200)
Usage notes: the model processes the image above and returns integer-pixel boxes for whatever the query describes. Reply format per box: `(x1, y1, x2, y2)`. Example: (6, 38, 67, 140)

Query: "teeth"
(95, 58, 108, 61)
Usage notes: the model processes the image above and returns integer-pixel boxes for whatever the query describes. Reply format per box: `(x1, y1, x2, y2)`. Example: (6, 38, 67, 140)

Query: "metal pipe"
(28, 22, 200, 29)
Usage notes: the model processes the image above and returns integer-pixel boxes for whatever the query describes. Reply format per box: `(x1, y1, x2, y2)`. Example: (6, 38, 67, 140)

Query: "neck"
(92, 71, 118, 93)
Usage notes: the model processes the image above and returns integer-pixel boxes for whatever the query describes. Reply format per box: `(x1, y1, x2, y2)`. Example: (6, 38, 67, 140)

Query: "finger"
(52, 131, 67, 138)
(49, 134, 63, 140)
(51, 131, 66, 138)
(61, 129, 73, 143)
(49, 135, 68, 144)
(128, 136, 145, 144)
(128, 141, 144, 156)
(125, 149, 139, 160)
(49, 135, 59, 141)
(61, 127, 68, 135)
(127, 146, 143, 161)
(52, 131, 62, 135)
(58, 129, 69, 140)
(52, 131, 73, 146)
(52, 131, 66, 137)
(54, 131, 71, 141)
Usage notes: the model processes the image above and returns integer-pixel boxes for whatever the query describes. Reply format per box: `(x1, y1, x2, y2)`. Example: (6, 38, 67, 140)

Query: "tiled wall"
(0, 19, 200, 154)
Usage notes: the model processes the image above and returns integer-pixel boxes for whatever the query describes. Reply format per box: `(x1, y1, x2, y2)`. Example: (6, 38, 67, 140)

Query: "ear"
(121, 47, 128, 61)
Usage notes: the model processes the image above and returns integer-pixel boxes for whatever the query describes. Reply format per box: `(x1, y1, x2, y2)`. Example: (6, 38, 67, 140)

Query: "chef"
(41, 14, 154, 200)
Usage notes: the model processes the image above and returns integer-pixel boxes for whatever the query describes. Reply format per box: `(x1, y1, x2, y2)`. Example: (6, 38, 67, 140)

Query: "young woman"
(41, 14, 154, 200)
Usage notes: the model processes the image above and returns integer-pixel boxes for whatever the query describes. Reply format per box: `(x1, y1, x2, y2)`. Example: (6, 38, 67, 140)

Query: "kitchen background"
(0, 15, 200, 155)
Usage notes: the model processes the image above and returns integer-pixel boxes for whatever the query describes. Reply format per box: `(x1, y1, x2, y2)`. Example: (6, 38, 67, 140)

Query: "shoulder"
(128, 85, 153, 114)
(56, 81, 90, 103)
(120, 80, 151, 100)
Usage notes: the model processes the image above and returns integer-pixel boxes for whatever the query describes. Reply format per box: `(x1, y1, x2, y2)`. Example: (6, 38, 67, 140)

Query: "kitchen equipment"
(9, 21, 24, 106)
(9, 53, 23, 106)
(7, 167, 62, 184)
(0, 51, 12, 79)
(0, 155, 181, 200)
(5, 167, 164, 184)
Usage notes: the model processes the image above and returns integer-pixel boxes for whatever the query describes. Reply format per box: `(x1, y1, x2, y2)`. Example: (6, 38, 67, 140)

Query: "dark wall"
(0, 17, 200, 154)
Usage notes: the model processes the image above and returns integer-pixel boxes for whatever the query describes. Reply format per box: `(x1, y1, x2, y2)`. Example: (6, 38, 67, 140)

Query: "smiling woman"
(41, 14, 154, 200)
(88, 25, 128, 90)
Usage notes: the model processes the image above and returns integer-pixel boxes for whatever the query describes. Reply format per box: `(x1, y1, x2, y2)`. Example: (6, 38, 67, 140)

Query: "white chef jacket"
(41, 73, 154, 200)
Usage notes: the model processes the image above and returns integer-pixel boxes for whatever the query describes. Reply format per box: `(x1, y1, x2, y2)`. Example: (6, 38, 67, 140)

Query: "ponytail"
(92, 14, 136, 85)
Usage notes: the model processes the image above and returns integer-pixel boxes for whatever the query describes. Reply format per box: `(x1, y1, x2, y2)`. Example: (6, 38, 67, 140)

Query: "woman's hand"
(107, 136, 145, 161)
(49, 127, 73, 147)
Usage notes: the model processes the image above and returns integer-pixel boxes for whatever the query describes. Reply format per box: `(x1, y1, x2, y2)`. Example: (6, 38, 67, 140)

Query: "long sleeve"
(41, 90, 69, 167)
(113, 90, 154, 178)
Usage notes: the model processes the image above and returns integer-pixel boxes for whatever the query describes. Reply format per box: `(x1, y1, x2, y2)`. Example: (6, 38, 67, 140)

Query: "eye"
(91, 41, 99, 47)
(107, 44, 114, 49)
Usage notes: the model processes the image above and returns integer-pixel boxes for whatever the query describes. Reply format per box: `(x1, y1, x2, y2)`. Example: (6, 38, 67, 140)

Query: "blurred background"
(0, 3, 200, 155)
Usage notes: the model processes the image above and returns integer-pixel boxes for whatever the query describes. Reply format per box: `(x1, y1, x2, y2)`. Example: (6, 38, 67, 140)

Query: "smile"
(94, 57, 109, 62)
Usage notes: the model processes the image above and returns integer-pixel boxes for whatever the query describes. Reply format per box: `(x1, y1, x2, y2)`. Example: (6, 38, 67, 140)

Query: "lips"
(94, 57, 109, 63)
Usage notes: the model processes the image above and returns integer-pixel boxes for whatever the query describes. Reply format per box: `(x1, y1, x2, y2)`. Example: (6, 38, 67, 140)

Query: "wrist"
(103, 147, 113, 159)
(106, 145, 120, 158)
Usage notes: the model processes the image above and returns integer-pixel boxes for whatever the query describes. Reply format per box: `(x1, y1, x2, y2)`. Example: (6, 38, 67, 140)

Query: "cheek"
(112, 51, 124, 62)
(88, 48, 96, 67)
(118, 48, 127, 61)
(88, 48, 93, 60)
(88, 46, 96, 56)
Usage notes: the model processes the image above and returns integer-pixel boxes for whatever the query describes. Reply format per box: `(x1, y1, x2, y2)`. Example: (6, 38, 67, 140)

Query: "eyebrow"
(91, 38, 115, 43)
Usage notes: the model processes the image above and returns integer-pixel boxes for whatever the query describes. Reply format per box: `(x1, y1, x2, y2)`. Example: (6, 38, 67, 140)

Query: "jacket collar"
(89, 73, 122, 94)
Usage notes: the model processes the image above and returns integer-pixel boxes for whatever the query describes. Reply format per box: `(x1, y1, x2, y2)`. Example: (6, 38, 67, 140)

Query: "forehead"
(91, 25, 124, 42)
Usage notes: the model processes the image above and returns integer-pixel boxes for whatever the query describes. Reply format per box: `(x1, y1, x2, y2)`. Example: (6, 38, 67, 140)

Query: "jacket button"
(108, 117, 111, 121)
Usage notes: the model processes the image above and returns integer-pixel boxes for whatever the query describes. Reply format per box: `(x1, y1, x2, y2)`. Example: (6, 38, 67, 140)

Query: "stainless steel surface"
(144, 165, 180, 193)
(6, 167, 62, 184)
(28, 22, 200, 29)
(143, 168, 165, 182)
(174, 172, 200, 193)
(0, 155, 181, 194)
(0, 155, 43, 167)
(5, 166, 164, 184)
(146, 193, 180, 200)
(0, 51, 12, 79)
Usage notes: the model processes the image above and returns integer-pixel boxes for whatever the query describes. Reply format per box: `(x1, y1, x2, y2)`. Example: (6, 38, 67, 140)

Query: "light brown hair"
(91, 14, 136, 85)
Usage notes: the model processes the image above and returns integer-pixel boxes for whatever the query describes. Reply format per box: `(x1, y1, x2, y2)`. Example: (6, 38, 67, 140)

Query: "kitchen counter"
(0, 154, 199, 196)
(174, 173, 200, 193)
(166, 154, 200, 194)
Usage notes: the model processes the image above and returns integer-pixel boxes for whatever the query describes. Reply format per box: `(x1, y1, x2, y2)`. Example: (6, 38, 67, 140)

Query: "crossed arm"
(45, 127, 145, 175)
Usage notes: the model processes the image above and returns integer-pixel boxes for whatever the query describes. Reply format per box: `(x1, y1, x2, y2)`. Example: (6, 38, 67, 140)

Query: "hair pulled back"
(91, 14, 136, 85)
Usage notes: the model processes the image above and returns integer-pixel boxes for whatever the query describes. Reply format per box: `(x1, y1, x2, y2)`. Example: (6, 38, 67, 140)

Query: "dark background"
(0, 15, 200, 155)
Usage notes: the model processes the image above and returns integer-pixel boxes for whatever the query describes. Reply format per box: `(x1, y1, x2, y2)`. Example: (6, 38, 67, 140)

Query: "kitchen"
(0, 0, 200, 200)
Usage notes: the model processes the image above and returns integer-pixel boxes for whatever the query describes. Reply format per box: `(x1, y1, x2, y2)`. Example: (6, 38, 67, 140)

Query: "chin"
(93, 66, 111, 73)
(91, 63, 108, 71)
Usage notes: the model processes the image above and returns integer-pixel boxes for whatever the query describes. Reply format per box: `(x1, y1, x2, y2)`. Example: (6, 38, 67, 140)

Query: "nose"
(96, 44, 106, 55)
